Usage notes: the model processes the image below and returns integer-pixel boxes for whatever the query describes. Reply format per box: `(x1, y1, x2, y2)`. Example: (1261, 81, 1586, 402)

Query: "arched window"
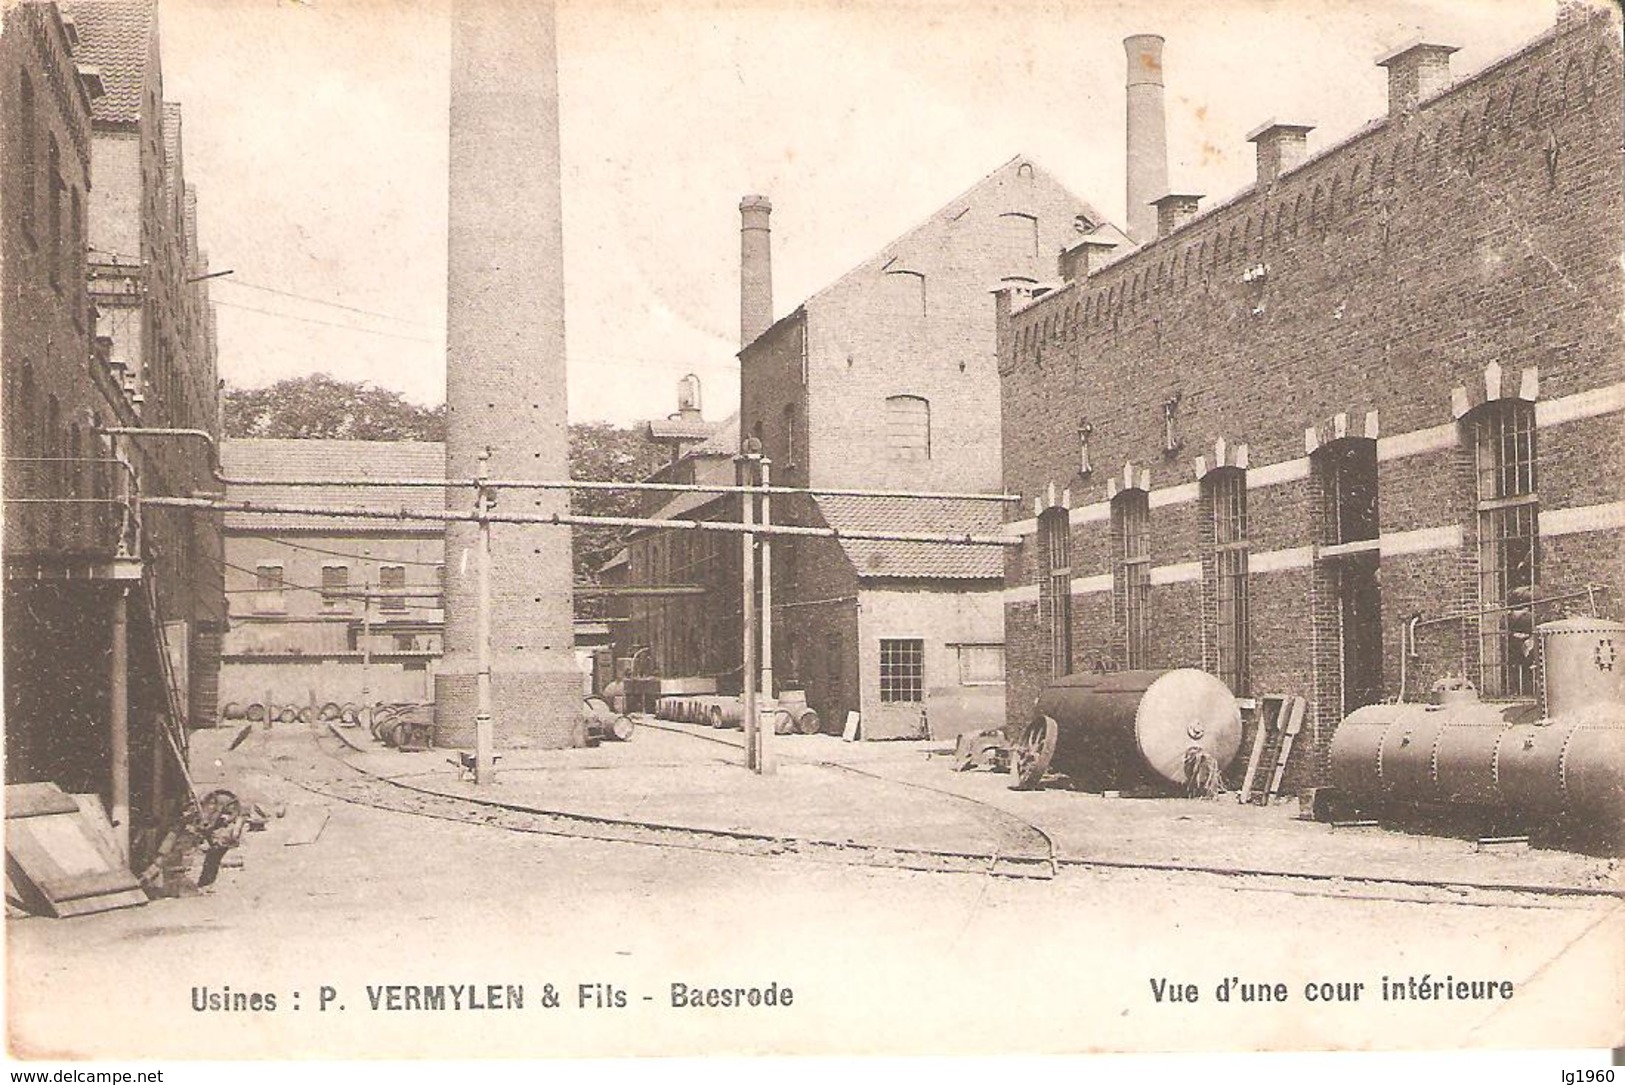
(1113, 489, 1151, 668)
(19, 73, 36, 238)
(1469, 399, 1538, 697)
(1039, 506, 1073, 679)
(885, 395, 930, 461)
(1204, 467, 1249, 695)
(780, 403, 798, 468)
(46, 136, 62, 290)
(1314, 438, 1382, 712)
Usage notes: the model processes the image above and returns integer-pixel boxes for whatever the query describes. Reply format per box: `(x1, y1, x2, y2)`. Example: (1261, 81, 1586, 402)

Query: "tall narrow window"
(1207, 468, 1249, 694)
(321, 564, 351, 610)
(1472, 401, 1538, 697)
(1317, 439, 1383, 712)
(19, 74, 36, 239)
(1039, 507, 1073, 678)
(885, 395, 930, 461)
(379, 565, 407, 612)
(879, 638, 924, 702)
(781, 403, 797, 467)
(1114, 489, 1151, 668)
(255, 564, 285, 614)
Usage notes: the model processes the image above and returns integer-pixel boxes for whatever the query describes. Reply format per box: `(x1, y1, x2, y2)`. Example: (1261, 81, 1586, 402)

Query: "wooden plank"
(842, 711, 861, 742)
(70, 794, 126, 868)
(5, 782, 81, 819)
(283, 806, 330, 846)
(1265, 697, 1307, 801)
(4, 789, 146, 917)
(1237, 696, 1283, 803)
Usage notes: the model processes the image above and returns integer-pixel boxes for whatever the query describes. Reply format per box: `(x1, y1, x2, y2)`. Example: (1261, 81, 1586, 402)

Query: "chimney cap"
(1151, 192, 1204, 208)
(739, 194, 773, 212)
(1246, 119, 1315, 143)
(1061, 234, 1121, 255)
(1123, 32, 1166, 46)
(1375, 40, 1460, 68)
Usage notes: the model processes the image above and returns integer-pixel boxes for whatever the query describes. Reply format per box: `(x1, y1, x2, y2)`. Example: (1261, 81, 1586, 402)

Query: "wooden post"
(739, 455, 758, 772)
(109, 586, 130, 860)
(474, 448, 494, 784)
(758, 457, 775, 775)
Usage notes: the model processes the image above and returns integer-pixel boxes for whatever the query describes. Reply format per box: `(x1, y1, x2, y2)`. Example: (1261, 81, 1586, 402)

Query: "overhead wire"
(212, 300, 437, 344)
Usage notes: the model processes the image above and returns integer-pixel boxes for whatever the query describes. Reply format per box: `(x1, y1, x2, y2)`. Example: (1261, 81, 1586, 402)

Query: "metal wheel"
(1009, 714, 1058, 791)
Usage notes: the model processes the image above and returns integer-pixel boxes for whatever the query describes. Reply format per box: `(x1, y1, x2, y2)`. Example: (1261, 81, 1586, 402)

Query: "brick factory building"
(997, 14, 1623, 790)
(741, 159, 1125, 739)
(216, 439, 447, 715)
(2, 0, 222, 860)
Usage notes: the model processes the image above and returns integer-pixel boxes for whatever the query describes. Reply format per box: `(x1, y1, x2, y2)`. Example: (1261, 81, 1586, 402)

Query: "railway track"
(268, 719, 1624, 907)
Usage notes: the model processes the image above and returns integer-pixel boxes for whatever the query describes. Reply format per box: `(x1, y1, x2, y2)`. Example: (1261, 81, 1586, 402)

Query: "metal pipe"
(109, 586, 130, 860)
(740, 457, 759, 773)
(205, 472, 1022, 504)
(758, 457, 774, 776)
(474, 450, 494, 784)
(140, 496, 1022, 547)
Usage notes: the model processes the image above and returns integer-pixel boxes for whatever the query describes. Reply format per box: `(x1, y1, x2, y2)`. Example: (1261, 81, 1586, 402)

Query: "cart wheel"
(1009, 714, 1058, 791)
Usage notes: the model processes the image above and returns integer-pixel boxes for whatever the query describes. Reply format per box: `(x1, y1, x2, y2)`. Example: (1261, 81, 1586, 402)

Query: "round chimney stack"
(1124, 34, 1169, 246)
(739, 195, 774, 349)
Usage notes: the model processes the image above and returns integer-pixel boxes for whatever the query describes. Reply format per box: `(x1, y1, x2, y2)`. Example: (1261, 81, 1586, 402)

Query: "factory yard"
(7, 719, 1623, 1059)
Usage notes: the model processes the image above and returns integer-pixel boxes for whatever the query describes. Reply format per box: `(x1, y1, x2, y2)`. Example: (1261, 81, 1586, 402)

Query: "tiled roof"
(814, 495, 1005, 580)
(688, 413, 739, 457)
(65, 0, 155, 128)
(221, 439, 446, 532)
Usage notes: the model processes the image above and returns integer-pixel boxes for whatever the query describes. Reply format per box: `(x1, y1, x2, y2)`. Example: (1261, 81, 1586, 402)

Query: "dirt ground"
(6, 720, 1623, 1060)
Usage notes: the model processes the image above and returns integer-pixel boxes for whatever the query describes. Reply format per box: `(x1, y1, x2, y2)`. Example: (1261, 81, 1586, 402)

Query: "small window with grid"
(885, 396, 931, 461)
(879, 638, 924, 703)
(1473, 401, 1538, 697)
(379, 565, 407, 612)
(1115, 489, 1151, 669)
(320, 564, 350, 610)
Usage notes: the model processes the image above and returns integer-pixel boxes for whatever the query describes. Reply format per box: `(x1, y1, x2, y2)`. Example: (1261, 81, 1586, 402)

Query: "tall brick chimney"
(1124, 34, 1169, 246)
(1246, 121, 1315, 185)
(1377, 42, 1459, 116)
(437, 0, 582, 750)
(739, 195, 773, 348)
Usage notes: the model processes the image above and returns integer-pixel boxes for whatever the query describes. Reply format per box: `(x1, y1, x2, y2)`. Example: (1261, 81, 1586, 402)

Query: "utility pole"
(758, 456, 775, 775)
(360, 549, 372, 729)
(474, 448, 494, 784)
(109, 585, 130, 860)
(739, 453, 758, 772)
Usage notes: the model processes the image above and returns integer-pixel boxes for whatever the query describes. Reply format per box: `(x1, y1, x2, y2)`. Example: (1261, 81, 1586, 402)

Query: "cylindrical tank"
(1025, 669, 1243, 790)
(1329, 694, 1625, 828)
(1540, 617, 1625, 718)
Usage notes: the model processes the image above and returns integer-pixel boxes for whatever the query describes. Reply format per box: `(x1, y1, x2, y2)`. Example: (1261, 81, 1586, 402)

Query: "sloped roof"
(799, 155, 1113, 315)
(220, 439, 446, 532)
(688, 412, 739, 457)
(814, 495, 1005, 580)
(647, 416, 720, 442)
(66, 0, 155, 128)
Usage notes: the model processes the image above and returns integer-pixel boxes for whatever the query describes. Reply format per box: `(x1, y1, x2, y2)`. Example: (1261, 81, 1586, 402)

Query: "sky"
(157, 0, 1560, 426)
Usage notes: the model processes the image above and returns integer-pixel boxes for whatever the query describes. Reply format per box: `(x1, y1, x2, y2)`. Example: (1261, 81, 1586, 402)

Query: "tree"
(570, 422, 668, 615)
(223, 374, 446, 441)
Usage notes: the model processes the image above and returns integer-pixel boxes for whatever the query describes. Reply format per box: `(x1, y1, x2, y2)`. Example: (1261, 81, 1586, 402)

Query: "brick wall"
(1000, 15, 1625, 791)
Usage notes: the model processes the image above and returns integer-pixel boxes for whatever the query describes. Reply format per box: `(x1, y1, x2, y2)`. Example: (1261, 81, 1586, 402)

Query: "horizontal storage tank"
(1018, 669, 1243, 790)
(1328, 619, 1625, 831)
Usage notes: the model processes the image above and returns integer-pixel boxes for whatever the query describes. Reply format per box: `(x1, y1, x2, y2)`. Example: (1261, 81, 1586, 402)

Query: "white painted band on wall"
(1149, 482, 1198, 509)
(1379, 524, 1462, 556)
(1149, 561, 1203, 586)
(1250, 545, 1314, 574)
(1536, 383, 1625, 428)
(1541, 500, 1625, 537)
(1006, 583, 1039, 605)
(1070, 573, 1113, 595)
(1248, 457, 1309, 489)
(1009, 518, 1038, 536)
(1376, 422, 1455, 462)
(1069, 502, 1109, 527)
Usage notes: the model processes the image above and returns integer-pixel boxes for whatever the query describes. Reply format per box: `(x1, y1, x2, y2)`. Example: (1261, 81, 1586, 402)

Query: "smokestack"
(1124, 34, 1169, 246)
(1377, 41, 1459, 117)
(739, 195, 773, 348)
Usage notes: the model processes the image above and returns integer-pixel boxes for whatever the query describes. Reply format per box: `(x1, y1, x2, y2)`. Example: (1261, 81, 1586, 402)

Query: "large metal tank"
(1328, 618, 1625, 831)
(1016, 669, 1243, 790)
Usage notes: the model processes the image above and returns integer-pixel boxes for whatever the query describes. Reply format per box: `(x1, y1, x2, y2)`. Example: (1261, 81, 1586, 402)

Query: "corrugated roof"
(814, 495, 1004, 580)
(647, 416, 720, 441)
(221, 439, 446, 532)
(65, 0, 155, 128)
